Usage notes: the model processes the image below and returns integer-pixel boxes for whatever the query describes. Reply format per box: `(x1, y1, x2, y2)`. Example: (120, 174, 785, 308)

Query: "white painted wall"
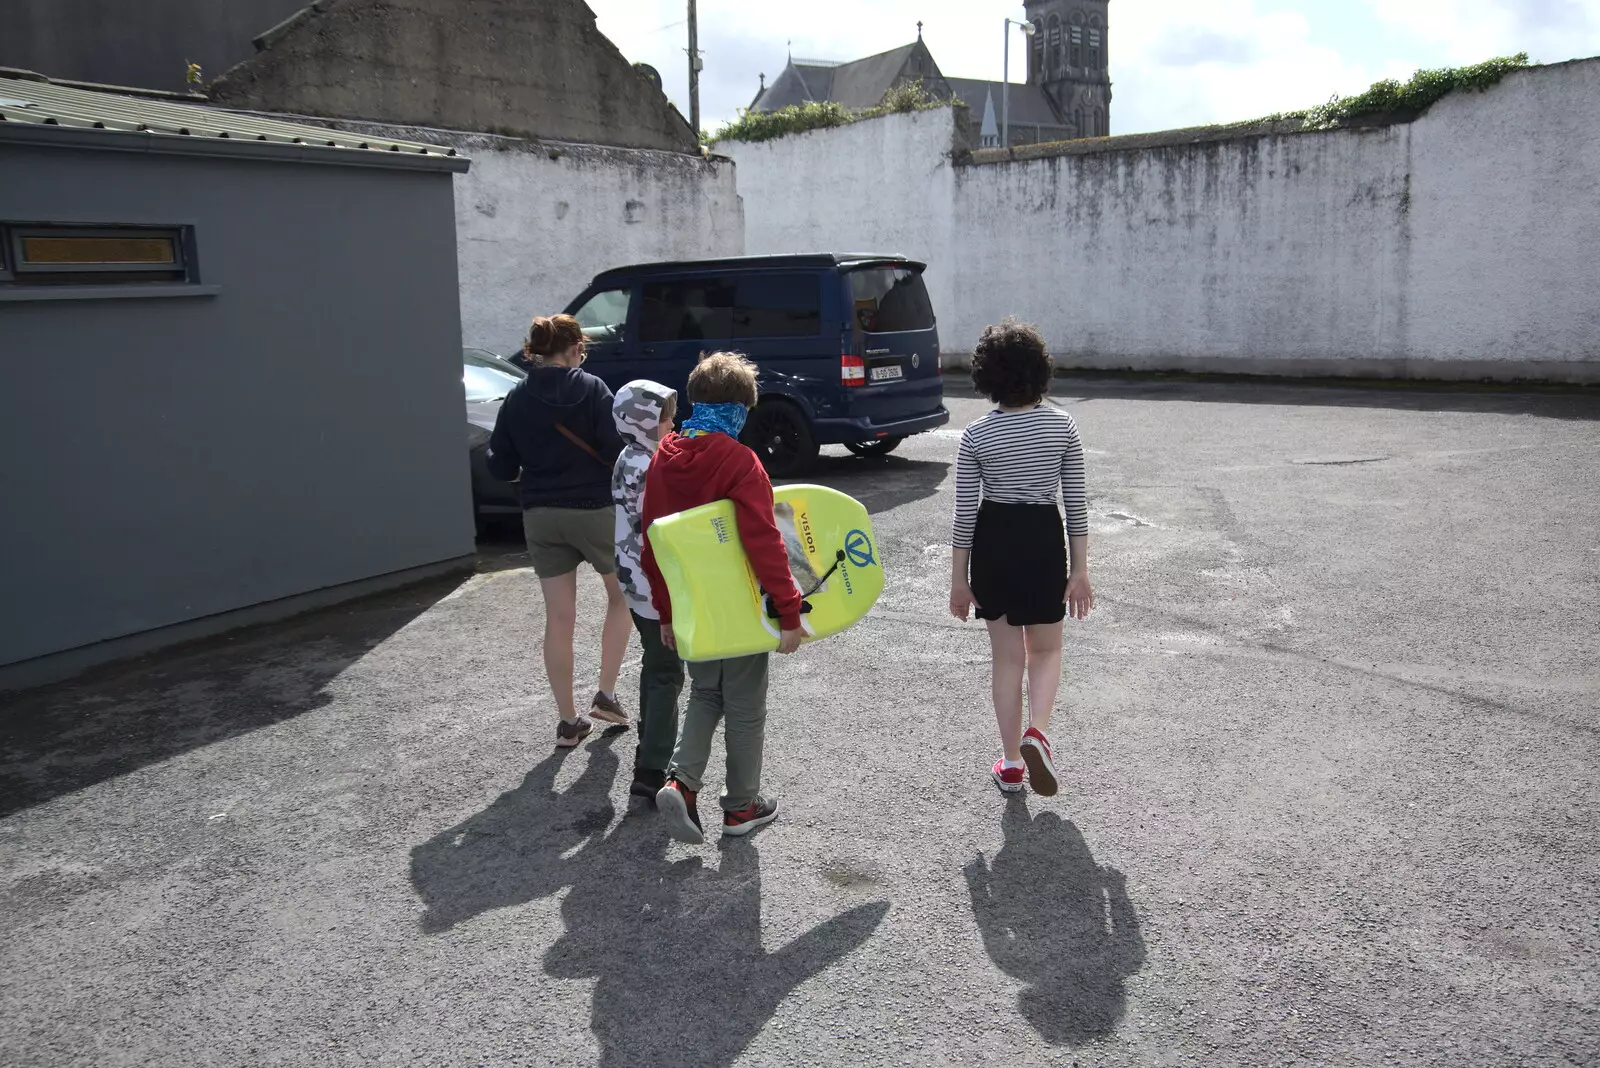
(330, 121, 744, 357)
(729, 110, 960, 356)
(724, 59, 1600, 381)
(449, 135, 743, 355)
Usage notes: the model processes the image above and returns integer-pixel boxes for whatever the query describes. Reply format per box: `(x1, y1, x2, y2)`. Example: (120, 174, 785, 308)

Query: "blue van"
(562, 253, 949, 476)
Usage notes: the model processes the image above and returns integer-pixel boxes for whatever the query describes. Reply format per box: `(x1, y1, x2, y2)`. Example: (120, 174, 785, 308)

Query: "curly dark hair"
(971, 320, 1052, 407)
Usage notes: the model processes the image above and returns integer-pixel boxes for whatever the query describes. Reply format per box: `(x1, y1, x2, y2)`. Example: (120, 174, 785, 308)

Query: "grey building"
(0, 72, 474, 689)
(0, 0, 699, 154)
(750, 6, 1112, 150)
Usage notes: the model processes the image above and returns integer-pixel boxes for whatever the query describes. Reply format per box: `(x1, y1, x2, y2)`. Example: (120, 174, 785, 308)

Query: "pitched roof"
(944, 77, 1064, 129)
(753, 61, 842, 111)
(749, 42, 1069, 134)
(827, 43, 919, 109)
(0, 69, 469, 171)
(753, 42, 926, 113)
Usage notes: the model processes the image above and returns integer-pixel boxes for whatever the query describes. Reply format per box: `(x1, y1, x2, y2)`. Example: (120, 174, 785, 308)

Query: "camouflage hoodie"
(611, 380, 677, 618)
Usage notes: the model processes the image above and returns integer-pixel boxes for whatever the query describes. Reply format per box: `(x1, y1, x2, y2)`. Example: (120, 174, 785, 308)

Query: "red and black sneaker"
(1020, 727, 1059, 797)
(656, 778, 704, 845)
(722, 797, 780, 837)
(992, 758, 1025, 794)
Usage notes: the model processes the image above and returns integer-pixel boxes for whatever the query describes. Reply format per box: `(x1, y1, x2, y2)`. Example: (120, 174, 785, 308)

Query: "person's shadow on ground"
(409, 734, 621, 933)
(546, 819, 889, 1068)
(411, 744, 888, 1066)
(963, 796, 1146, 1046)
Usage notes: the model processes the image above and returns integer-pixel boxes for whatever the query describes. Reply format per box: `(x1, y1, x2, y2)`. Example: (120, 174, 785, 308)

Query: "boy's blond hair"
(687, 351, 759, 408)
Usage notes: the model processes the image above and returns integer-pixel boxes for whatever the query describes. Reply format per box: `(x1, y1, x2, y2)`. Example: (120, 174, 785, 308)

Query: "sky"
(588, 0, 1600, 136)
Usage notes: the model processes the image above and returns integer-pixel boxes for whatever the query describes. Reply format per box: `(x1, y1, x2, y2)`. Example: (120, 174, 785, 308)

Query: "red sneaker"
(992, 758, 1025, 794)
(656, 778, 704, 844)
(722, 796, 780, 837)
(1020, 727, 1058, 797)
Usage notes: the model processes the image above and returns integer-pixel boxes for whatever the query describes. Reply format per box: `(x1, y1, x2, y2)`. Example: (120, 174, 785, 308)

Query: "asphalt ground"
(2, 378, 1598, 1067)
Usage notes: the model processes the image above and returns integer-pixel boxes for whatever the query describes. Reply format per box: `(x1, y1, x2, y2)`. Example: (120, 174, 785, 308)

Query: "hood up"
(612, 379, 677, 449)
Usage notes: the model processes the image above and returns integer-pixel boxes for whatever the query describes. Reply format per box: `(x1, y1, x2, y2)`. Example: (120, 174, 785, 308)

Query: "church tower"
(1023, 0, 1112, 138)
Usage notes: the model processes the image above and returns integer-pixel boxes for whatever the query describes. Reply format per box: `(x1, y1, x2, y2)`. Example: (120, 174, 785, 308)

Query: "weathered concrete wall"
(0, 0, 304, 92)
(725, 59, 1600, 382)
(317, 119, 743, 355)
(211, 0, 697, 153)
(728, 109, 961, 354)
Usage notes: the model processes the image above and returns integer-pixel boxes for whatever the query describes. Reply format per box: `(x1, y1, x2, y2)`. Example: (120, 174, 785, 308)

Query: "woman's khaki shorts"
(521, 506, 616, 579)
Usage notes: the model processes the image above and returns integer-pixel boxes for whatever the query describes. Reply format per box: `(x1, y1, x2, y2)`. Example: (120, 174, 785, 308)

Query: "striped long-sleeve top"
(951, 405, 1088, 549)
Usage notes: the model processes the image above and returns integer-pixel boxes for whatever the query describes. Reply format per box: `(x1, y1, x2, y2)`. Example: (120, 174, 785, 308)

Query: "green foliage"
(707, 81, 947, 145)
(709, 100, 853, 144)
(874, 80, 938, 115)
(1262, 53, 1530, 130)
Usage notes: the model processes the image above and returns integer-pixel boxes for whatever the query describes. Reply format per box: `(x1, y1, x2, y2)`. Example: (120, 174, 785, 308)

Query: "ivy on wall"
(1263, 53, 1531, 130)
(707, 82, 947, 146)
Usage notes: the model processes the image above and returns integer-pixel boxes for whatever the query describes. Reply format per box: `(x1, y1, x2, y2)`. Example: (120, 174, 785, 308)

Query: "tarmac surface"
(2, 378, 1598, 1067)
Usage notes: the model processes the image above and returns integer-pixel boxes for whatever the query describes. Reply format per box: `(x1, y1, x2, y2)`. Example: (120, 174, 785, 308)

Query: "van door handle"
(642, 346, 656, 355)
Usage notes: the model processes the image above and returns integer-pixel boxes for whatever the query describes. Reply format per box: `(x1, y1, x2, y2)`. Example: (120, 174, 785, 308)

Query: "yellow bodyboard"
(647, 484, 885, 663)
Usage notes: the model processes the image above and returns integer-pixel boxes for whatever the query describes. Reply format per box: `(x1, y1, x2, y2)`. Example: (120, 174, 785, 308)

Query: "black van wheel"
(742, 401, 818, 478)
(844, 436, 904, 458)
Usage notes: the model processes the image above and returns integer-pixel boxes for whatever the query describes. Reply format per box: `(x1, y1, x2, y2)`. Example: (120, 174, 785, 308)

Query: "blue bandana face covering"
(681, 402, 748, 439)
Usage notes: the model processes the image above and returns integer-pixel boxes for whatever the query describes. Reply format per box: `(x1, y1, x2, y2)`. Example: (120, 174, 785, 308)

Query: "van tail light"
(841, 353, 866, 387)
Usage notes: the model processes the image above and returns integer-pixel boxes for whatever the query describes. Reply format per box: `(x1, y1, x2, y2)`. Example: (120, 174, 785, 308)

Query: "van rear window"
(849, 267, 934, 334)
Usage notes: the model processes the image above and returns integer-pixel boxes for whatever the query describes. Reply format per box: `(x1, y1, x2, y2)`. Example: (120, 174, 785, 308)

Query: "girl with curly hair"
(949, 321, 1093, 796)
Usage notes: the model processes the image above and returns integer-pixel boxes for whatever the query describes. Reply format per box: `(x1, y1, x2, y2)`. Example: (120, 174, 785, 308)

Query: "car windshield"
(462, 349, 522, 402)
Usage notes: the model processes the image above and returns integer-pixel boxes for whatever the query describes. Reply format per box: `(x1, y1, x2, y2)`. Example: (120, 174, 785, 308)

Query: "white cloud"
(586, 0, 1599, 139)
(1098, 0, 1397, 132)
(1363, 0, 1600, 65)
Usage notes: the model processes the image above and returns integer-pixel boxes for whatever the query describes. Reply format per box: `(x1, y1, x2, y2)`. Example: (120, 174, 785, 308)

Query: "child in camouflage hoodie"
(611, 380, 683, 801)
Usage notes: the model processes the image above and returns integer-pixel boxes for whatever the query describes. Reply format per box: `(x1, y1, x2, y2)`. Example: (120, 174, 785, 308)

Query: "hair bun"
(526, 313, 584, 359)
(528, 316, 554, 356)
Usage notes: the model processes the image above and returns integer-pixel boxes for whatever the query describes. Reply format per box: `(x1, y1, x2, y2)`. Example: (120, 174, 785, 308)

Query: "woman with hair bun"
(487, 314, 633, 748)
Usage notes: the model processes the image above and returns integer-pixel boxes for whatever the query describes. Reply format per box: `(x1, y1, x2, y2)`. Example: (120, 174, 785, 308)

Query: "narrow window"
(1070, 26, 1083, 67)
(1, 223, 193, 286)
(1088, 28, 1102, 68)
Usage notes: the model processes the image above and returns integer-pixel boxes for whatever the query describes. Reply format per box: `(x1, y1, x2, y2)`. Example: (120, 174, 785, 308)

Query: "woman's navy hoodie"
(486, 366, 624, 509)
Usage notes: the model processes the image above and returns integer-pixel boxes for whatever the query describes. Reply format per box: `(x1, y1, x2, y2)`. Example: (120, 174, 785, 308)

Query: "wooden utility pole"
(687, 0, 701, 135)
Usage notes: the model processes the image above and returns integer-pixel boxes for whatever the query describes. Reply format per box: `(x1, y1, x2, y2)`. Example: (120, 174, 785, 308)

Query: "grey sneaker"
(589, 691, 631, 727)
(555, 715, 593, 749)
(722, 797, 779, 837)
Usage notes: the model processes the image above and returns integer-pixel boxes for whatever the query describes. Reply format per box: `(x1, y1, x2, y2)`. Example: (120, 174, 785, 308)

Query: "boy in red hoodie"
(641, 352, 806, 844)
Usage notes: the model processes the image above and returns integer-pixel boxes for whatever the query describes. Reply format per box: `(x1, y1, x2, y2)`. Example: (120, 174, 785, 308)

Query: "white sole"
(655, 786, 704, 845)
(721, 801, 779, 837)
(1020, 739, 1058, 797)
(589, 708, 631, 727)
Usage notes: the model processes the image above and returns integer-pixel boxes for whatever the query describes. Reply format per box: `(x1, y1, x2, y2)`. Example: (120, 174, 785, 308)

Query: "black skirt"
(970, 501, 1067, 626)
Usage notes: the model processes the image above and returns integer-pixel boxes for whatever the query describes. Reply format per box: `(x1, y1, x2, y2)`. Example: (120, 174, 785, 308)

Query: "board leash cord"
(765, 549, 846, 619)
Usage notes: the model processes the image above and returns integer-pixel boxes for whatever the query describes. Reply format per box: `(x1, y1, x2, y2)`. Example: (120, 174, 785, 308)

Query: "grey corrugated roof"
(944, 77, 1065, 128)
(0, 71, 469, 172)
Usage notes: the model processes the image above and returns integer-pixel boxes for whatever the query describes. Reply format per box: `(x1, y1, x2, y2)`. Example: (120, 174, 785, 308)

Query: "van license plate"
(870, 365, 904, 382)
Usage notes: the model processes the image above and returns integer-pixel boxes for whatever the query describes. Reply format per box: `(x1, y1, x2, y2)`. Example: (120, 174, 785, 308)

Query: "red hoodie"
(640, 431, 805, 632)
